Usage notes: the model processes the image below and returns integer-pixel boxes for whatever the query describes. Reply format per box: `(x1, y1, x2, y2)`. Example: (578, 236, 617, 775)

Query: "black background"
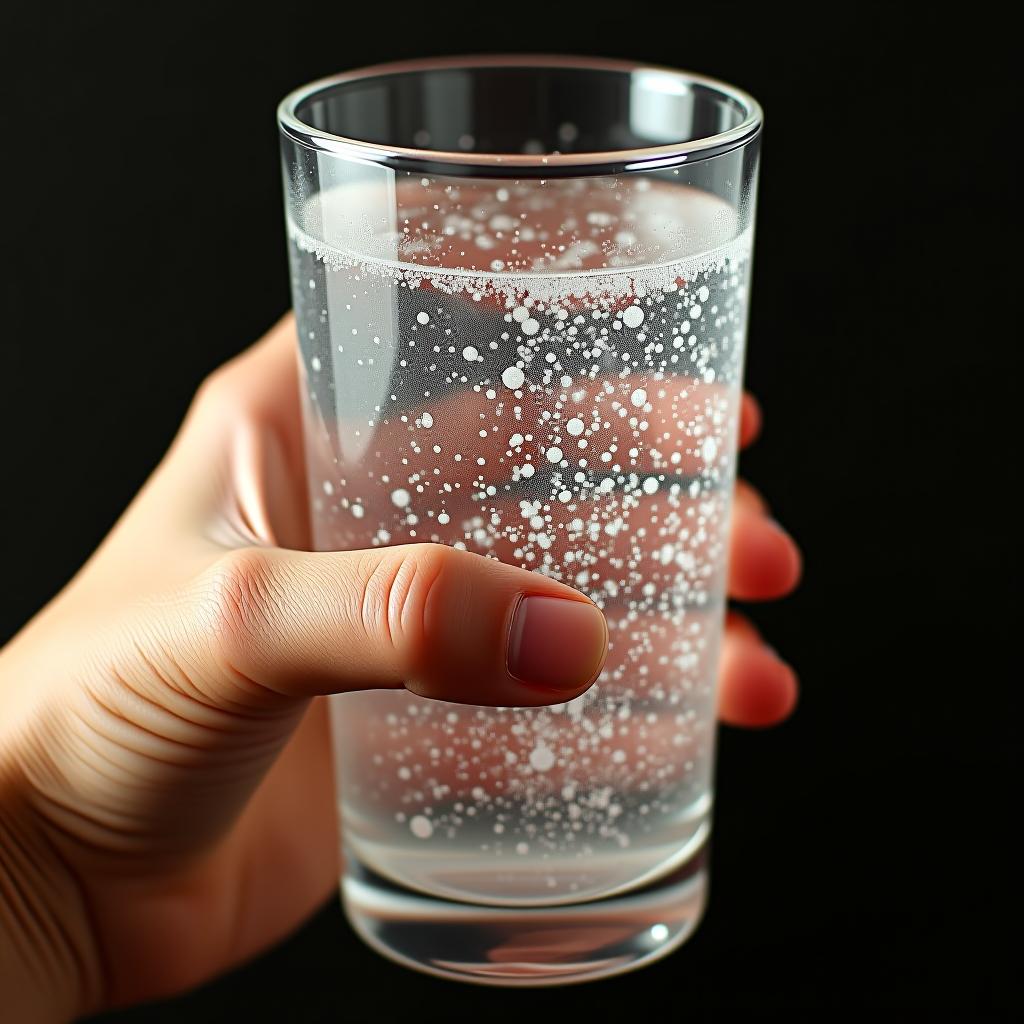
(0, 3, 1017, 1019)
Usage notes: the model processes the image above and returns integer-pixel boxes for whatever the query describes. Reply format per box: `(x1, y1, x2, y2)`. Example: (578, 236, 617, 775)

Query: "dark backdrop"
(0, 4, 1017, 1019)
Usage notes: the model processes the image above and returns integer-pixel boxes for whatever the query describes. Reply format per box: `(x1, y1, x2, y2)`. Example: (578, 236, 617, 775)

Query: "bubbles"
(502, 366, 526, 389)
(291, 179, 752, 900)
(409, 815, 433, 839)
(622, 305, 645, 329)
(529, 744, 556, 772)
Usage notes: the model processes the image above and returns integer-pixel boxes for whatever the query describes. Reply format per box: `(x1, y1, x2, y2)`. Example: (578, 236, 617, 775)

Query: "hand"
(0, 315, 801, 1022)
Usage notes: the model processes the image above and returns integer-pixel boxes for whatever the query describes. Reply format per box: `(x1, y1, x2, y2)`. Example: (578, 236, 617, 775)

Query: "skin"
(0, 315, 801, 1022)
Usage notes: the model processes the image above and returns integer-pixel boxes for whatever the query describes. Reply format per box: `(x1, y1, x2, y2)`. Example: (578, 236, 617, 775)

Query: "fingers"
(332, 606, 800, 799)
(304, 479, 798, 610)
(718, 612, 798, 727)
(342, 376, 740, 500)
(735, 477, 769, 516)
(728, 499, 802, 601)
(196, 313, 300, 427)
(181, 318, 793, 719)
(193, 543, 607, 709)
(134, 314, 309, 557)
(739, 392, 762, 449)
(724, 608, 761, 643)
(358, 379, 760, 484)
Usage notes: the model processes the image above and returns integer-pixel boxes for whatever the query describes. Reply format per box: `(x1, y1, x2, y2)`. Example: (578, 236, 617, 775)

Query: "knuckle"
(359, 545, 452, 666)
(198, 547, 284, 664)
(193, 360, 245, 416)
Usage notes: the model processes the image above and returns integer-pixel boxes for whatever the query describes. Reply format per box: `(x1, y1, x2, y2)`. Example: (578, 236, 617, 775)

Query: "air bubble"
(502, 366, 526, 389)
(409, 816, 433, 839)
(622, 305, 645, 329)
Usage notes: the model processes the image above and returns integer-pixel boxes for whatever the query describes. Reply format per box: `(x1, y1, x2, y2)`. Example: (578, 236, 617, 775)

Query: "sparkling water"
(290, 176, 752, 906)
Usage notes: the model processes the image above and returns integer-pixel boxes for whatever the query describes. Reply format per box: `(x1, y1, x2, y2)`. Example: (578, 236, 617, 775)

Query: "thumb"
(195, 543, 608, 708)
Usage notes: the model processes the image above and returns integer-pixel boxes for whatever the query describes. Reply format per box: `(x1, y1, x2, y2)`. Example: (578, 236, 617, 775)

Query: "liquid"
(289, 176, 752, 906)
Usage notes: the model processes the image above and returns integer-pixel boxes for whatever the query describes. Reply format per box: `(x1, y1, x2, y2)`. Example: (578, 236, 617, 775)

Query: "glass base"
(341, 846, 708, 987)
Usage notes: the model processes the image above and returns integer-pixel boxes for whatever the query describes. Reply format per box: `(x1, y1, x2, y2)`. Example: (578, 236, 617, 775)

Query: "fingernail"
(507, 596, 608, 692)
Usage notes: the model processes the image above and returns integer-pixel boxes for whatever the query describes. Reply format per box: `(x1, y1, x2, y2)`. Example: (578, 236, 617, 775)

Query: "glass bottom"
(341, 845, 708, 987)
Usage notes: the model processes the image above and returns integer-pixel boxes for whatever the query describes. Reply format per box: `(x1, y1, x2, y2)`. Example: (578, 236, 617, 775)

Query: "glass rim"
(277, 54, 763, 178)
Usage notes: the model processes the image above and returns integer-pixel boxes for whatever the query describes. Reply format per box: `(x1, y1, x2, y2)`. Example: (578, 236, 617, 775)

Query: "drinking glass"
(278, 56, 762, 985)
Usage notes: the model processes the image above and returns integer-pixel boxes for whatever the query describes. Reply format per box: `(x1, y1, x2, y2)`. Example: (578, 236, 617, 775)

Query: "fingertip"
(771, 519, 804, 591)
(735, 479, 769, 516)
(719, 641, 799, 728)
(506, 594, 608, 698)
(729, 511, 803, 601)
(408, 551, 610, 709)
(739, 392, 763, 448)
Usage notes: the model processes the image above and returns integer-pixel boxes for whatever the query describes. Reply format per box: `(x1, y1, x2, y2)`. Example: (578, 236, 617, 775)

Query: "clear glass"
(278, 56, 761, 985)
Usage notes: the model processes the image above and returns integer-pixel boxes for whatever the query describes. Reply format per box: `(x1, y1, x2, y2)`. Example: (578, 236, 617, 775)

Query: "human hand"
(0, 315, 800, 1021)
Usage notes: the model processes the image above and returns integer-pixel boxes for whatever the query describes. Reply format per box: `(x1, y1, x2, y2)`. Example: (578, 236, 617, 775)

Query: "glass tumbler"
(278, 56, 762, 985)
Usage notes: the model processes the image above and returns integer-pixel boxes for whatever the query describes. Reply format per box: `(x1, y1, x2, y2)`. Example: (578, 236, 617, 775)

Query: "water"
(289, 176, 752, 907)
